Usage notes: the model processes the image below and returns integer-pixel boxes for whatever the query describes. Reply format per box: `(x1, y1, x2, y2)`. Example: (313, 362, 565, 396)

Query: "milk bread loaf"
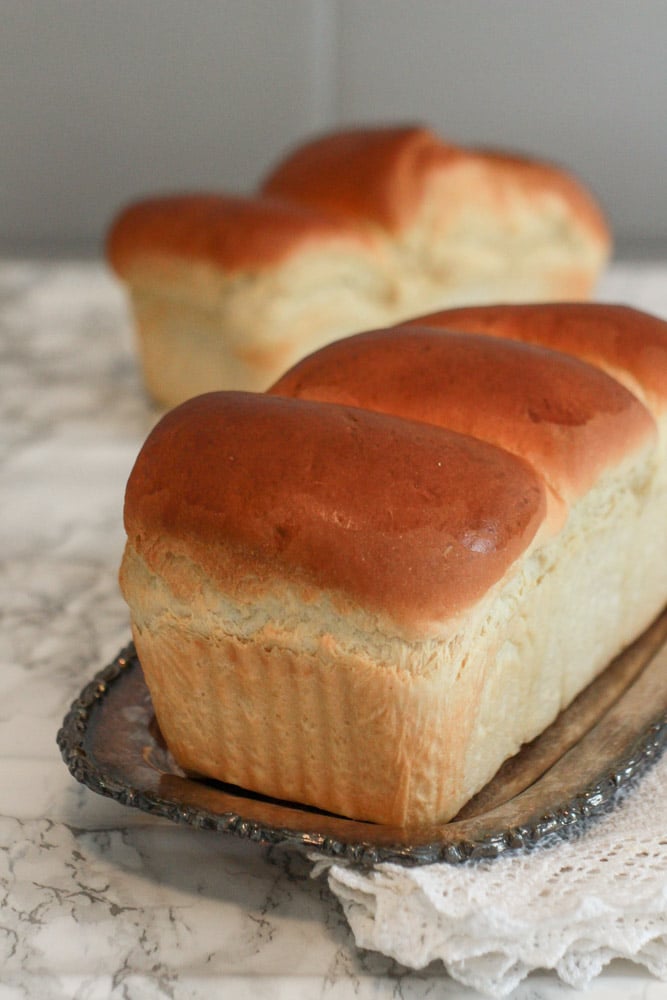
(119, 304, 666, 827)
(107, 193, 389, 407)
(108, 126, 610, 407)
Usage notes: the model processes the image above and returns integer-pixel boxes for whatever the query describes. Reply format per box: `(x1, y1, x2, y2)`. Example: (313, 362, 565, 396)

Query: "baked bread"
(119, 303, 667, 828)
(108, 126, 610, 407)
(262, 126, 610, 310)
(107, 193, 389, 407)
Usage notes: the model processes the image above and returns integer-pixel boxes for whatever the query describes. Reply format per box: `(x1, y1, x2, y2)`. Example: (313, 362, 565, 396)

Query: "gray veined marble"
(2, 258, 667, 999)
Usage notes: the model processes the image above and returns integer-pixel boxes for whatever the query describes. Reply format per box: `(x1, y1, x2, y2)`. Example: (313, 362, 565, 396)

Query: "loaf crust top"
(270, 324, 656, 505)
(262, 125, 610, 242)
(410, 303, 667, 414)
(107, 192, 374, 276)
(123, 391, 546, 632)
(108, 125, 610, 282)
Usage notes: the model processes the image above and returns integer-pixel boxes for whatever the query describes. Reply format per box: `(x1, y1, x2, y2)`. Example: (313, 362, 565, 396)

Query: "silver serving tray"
(58, 609, 667, 866)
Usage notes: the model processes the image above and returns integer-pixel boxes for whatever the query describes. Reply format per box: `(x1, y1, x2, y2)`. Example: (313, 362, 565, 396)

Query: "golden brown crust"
(262, 125, 610, 243)
(262, 125, 462, 231)
(119, 304, 667, 826)
(270, 324, 656, 503)
(107, 193, 373, 277)
(124, 391, 547, 631)
(409, 303, 667, 414)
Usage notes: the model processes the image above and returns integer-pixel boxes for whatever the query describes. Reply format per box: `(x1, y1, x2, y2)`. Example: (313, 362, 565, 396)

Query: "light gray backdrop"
(3, 0, 666, 256)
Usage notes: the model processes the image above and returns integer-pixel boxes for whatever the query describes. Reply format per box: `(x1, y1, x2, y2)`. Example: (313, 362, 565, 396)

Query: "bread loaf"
(119, 303, 667, 828)
(108, 126, 610, 407)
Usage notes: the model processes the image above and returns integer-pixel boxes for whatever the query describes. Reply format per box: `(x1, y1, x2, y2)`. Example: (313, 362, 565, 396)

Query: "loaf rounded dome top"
(271, 323, 656, 508)
(123, 391, 547, 634)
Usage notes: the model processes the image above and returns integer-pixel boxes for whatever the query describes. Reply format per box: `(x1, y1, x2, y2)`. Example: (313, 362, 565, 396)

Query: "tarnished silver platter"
(58, 609, 667, 866)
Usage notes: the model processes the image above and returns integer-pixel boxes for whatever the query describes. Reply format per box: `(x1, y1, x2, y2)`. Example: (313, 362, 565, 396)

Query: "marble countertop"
(2, 259, 667, 1000)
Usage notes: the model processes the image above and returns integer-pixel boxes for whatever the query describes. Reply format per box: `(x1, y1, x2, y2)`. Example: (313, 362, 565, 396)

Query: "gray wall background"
(3, 0, 666, 257)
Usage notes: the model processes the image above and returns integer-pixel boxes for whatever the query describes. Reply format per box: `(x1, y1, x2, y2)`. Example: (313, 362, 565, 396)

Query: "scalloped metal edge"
(57, 644, 667, 867)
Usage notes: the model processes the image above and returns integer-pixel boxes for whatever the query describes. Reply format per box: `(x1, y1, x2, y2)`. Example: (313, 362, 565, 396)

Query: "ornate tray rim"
(57, 634, 667, 867)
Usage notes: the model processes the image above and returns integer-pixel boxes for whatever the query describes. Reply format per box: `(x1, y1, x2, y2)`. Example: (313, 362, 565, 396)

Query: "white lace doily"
(315, 750, 667, 997)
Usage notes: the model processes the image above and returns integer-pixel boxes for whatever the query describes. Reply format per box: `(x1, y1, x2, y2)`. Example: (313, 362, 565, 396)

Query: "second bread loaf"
(108, 126, 611, 406)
